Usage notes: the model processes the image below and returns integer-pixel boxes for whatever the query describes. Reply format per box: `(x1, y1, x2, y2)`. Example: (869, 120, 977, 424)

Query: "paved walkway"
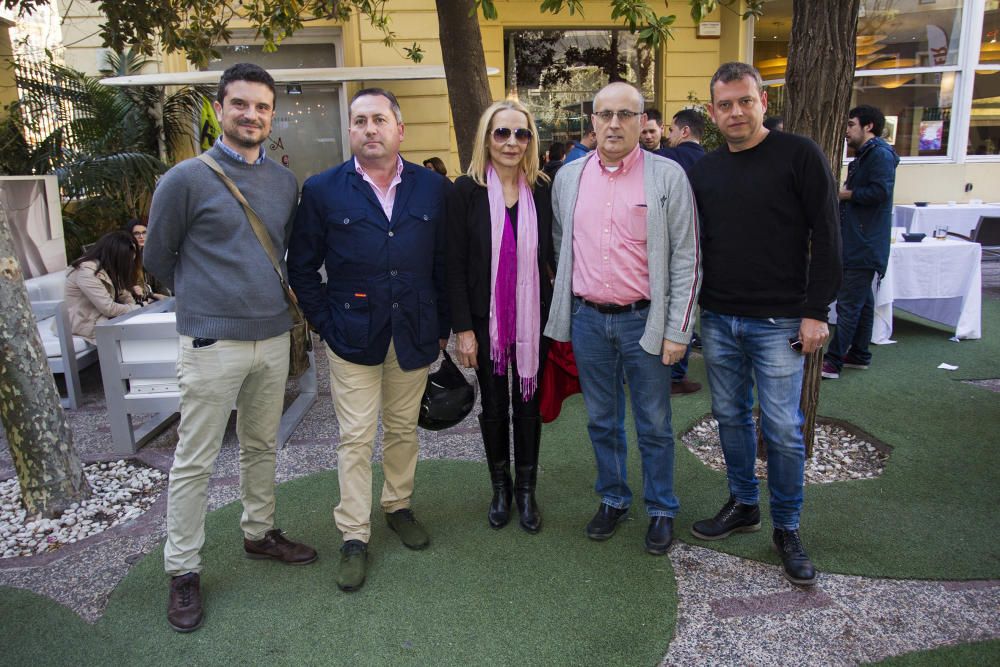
(2, 265, 999, 663)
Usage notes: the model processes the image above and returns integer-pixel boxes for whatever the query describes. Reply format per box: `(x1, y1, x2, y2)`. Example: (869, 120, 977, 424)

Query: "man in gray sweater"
(145, 63, 317, 634)
(544, 82, 701, 556)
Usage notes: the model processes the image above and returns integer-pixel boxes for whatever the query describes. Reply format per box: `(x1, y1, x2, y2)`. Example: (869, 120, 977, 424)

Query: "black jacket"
(446, 175, 555, 333)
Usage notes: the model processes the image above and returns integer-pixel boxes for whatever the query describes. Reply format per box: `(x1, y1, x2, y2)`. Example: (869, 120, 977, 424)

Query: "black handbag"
(418, 351, 476, 431)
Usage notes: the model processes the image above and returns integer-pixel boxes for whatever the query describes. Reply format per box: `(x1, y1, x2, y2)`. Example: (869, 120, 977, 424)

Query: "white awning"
(100, 65, 499, 87)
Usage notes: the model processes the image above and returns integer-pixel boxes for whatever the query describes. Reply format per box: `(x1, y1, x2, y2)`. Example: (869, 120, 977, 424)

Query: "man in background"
(565, 127, 597, 163)
(822, 104, 898, 380)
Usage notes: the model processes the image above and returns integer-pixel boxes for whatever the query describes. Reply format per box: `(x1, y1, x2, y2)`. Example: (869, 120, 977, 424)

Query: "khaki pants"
(327, 341, 428, 543)
(163, 333, 290, 576)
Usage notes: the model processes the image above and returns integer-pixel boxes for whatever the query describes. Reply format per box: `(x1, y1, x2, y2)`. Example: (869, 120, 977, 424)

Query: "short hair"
(709, 62, 764, 101)
(645, 108, 663, 126)
(466, 99, 546, 188)
(351, 87, 403, 123)
(548, 141, 566, 161)
(849, 104, 886, 138)
(217, 63, 276, 107)
(672, 109, 705, 140)
(763, 116, 784, 131)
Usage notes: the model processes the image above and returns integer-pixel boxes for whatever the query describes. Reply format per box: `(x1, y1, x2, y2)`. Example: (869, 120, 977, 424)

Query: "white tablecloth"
(893, 203, 1000, 238)
(872, 238, 982, 342)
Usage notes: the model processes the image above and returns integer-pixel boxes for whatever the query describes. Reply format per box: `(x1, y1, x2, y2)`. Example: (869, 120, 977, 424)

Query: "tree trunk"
(785, 0, 860, 184)
(436, 0, 494, 171)
(0, 205, 91, 518)
(782, 0, 860, 455)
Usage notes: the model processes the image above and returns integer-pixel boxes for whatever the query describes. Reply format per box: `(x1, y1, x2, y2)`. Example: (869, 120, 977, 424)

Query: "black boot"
(479, 415, 512, 529)
(513, 416, 542, 534)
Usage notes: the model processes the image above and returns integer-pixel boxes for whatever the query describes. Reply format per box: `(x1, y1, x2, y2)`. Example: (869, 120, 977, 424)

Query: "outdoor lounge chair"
(947, 216, 1000, 261)
(25, 271, 99, 410)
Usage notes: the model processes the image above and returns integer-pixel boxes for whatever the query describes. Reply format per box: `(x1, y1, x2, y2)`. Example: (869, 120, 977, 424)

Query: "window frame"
(753, 0, 997, 164)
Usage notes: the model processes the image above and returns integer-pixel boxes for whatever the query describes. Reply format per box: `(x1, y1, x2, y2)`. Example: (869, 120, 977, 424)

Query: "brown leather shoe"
(244, 528, 318, 565)
(167, 572, 203, 632)
(670, 378, 702, 395)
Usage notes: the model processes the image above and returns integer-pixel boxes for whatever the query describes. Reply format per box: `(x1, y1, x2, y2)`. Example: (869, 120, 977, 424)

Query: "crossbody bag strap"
(197, 153, 301, 313)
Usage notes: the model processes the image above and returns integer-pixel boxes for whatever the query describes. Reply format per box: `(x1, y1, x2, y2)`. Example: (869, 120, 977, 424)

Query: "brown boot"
(167, 572, 203, 632)
(244, 528, 318, 564)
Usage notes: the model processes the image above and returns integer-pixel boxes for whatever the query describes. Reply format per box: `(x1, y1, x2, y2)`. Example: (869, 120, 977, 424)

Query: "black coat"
(446, 174, 555, 334)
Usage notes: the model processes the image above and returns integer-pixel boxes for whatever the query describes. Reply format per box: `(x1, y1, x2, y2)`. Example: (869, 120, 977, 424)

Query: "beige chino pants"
(327, 341, 428, 543)
(163, 333, 290, 576)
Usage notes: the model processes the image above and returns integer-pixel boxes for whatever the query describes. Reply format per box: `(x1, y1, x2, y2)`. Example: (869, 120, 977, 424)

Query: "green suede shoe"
(385, 508, 430, 550)
(337, 540, 368, 592)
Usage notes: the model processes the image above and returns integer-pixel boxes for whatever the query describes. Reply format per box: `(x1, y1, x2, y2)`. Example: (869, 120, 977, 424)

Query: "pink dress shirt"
(354, 156, 404, 219)
(571, 144, 650, 305)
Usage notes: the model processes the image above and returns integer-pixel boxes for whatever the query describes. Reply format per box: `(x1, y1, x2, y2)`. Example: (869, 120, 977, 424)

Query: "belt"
(579, 298, 651, 314)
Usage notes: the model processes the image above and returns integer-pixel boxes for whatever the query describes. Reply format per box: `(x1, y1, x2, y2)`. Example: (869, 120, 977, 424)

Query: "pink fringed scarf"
(486, 164, 540, 399)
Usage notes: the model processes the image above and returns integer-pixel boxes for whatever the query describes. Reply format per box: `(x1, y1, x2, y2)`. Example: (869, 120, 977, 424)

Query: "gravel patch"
(0, 460, 165, 558)
(682, 416, 889, 484)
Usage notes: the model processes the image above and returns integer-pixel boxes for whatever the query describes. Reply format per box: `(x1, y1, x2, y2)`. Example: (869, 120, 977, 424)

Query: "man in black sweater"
(686, 62, 841, 586)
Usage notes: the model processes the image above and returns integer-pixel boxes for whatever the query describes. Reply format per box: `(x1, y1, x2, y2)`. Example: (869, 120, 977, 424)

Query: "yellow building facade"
(51, 0, 1000, 201)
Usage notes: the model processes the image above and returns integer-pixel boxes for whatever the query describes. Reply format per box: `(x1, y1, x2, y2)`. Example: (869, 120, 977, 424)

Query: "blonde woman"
(447, 100, 554, 533)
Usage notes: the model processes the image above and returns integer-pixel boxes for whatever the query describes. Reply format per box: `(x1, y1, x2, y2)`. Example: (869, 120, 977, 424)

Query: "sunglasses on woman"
(492, 127, 533, 144)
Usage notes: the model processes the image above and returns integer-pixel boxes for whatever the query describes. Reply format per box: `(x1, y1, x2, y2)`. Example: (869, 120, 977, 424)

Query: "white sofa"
(25, 270, 99, 410)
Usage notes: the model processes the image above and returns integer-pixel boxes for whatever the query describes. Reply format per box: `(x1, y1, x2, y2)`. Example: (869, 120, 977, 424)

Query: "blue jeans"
(825, 268, 876, 371)
(570, 298, 678, 517)
(700, 309, 806, 530)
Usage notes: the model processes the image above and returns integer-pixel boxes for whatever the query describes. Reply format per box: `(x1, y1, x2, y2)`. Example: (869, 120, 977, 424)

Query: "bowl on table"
(902, 232, 926, 243)
(913, 201, 929, 207)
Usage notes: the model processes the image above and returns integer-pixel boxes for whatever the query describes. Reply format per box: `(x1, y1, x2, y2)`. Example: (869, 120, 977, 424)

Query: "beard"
(223, 122, 267, 150)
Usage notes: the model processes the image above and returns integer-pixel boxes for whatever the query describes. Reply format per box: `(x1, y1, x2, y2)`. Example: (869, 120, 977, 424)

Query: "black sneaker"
(690, 496, 761, 540)
(772, 528, 818, 586)
(585, 503, 629, 541)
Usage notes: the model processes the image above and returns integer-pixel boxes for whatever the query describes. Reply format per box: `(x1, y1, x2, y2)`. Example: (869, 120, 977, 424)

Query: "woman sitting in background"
(447, 99, 554, 533)
(126, 218, 170, 304)
(64, 230, 141, 343)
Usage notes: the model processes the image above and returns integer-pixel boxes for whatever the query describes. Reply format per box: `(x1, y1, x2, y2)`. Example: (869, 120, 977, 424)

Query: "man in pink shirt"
(544, 82, 701, 555)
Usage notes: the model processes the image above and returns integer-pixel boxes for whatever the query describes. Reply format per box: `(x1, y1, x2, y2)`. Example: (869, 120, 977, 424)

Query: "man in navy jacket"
(823, 105, 899, 379)
(288, 88, 450, 592)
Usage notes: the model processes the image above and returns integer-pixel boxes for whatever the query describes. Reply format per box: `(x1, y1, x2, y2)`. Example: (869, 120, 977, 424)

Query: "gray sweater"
(145, 144, 299, 341)
(543, 151, 701, 355)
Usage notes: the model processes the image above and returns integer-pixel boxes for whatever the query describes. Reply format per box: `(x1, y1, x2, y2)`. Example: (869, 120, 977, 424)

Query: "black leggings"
(472, 317, 548, 422)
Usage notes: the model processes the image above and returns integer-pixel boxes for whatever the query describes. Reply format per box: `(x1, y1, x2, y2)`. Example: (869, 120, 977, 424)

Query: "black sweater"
(687, 131, 841, 321)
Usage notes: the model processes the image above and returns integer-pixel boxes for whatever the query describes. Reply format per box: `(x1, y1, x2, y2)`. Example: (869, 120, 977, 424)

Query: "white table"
(893, 203, 1000, 238)
(872, 238, 982, 343)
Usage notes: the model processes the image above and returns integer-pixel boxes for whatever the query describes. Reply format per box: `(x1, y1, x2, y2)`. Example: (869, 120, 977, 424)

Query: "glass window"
(203, 43, 343, 183)
(968, 71, 1000, 155)
(979, 2, 1000, 65)
(752, 0, 791, 82)
(852, 72, 955, 157)
(504, 30, 656, 145)
(968, 2, 1000, 155)
(858, 0, 965, 69)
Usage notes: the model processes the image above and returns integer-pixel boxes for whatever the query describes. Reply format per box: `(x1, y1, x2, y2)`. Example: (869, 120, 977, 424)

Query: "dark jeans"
(472, 318, 546, 421)
(825, 268, 876, 371)
(671, 344, 692, 382)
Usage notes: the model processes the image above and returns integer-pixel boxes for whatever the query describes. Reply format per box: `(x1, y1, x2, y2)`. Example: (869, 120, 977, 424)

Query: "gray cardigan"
(543, 151, 701, 355)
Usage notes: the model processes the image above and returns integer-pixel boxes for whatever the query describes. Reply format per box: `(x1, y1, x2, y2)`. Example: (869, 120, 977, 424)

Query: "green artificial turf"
(2, 299, 997, 663)
(666, 298, 1000, 580)
(874, 638, 1000, 665)
(3, 457, 677, 666)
